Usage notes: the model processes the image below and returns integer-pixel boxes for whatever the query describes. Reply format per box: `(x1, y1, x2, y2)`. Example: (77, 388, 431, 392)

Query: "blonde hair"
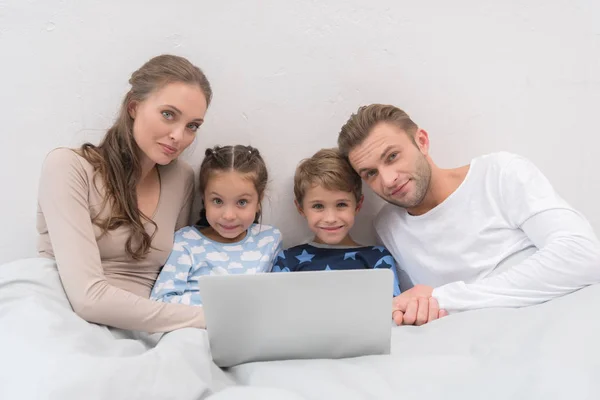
(80, 54, 212, 260)
(294, 148, 362, 206)
(338, 104, 418, 157)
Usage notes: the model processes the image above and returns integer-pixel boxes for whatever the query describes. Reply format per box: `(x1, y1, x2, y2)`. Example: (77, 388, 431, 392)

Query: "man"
(338, 104, 600, 326)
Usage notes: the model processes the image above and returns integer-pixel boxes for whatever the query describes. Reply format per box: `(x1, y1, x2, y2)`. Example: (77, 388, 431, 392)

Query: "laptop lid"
(198, 269, 394, 367)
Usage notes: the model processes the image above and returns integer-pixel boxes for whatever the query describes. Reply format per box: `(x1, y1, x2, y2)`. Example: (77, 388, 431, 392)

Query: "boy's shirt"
(272, 242, 402, 296)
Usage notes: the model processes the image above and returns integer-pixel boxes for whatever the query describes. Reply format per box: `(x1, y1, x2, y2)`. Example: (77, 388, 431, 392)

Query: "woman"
(36, 54, 212, 333)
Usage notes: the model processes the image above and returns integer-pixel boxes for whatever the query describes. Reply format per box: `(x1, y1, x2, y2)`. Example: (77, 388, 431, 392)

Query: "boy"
(272, 148, 401, 296)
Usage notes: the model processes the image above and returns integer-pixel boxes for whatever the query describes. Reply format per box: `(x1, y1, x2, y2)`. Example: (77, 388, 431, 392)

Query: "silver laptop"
(198, 269, 394, 367)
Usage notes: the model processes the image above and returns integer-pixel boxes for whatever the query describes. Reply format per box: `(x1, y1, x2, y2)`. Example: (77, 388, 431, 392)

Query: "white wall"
(1, 0, 599, 263)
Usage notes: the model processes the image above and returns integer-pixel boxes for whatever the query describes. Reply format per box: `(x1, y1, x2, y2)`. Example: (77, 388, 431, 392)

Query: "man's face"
(348, 122, 432, 210)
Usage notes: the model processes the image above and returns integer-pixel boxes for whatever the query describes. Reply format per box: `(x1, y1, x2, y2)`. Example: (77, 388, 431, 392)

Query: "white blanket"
(229, 291, 600, 399)
(0, 258, 301, 400)
(1, 258, 599, 400)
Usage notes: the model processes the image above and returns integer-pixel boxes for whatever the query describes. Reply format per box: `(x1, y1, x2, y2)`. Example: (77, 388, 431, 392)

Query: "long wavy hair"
(80, 55, 212, 260)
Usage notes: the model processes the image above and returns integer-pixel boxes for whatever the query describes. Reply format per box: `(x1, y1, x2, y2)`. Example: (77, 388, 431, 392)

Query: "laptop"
(198, 268, 394, 367)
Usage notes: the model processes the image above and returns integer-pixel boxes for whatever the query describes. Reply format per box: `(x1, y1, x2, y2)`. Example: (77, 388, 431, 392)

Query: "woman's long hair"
(80, 55, 212, 260)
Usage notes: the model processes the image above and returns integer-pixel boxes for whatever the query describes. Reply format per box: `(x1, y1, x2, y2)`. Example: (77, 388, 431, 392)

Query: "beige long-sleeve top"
(36, 148, 205, 333)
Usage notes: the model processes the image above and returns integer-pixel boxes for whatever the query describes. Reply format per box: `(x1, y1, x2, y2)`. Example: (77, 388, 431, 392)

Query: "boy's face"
(296, 184, 363, 246)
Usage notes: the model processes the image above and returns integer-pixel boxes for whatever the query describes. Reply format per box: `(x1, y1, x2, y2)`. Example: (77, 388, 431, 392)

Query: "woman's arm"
(38, 149, 204, 333)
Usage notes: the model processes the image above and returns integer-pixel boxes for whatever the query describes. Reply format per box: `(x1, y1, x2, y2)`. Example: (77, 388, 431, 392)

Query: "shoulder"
(471, 152, 548, 189)
(276, 243, 316, 263)
(472, 151, 536, 176)
(374, 203, 403, 232)
(283, 243, 311, 254)
(173, 225, 203, 244)
(358, 245, 396, 264)
(473, 151, 520, 165)
(358, 245, 392, 256)
(250, 224, 282, 240)
(374, 203, 397, 223)
(42, 147, 92, 173)
(40, 147, 96, 189)
(158, 159, 195, 210)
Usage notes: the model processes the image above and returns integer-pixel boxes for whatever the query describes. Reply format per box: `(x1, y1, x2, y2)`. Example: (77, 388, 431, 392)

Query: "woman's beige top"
(36, 148, 204, 333)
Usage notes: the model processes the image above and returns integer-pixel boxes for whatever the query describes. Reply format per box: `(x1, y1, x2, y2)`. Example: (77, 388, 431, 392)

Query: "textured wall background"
(1, 0, 599, 263)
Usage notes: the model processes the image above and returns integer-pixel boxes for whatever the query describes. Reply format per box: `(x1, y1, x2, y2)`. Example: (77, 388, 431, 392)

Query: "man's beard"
(385, 154, 431, 209)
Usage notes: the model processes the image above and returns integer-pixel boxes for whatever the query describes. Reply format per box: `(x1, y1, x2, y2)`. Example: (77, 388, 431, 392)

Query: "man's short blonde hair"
(338, 104, 418, 157)
(294, 148, 362, 206)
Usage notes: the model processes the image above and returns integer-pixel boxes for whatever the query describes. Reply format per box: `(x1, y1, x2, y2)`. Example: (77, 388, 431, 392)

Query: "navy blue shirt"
(272, 243, 401, 296)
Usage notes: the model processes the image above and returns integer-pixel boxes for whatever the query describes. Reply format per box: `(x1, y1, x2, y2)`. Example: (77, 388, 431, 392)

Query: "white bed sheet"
(1, 257, 598, 400)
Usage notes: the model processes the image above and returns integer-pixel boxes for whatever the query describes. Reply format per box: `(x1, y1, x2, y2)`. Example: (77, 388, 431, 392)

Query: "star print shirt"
(150, 224, 282, 306)
(271, 242, 401, 296)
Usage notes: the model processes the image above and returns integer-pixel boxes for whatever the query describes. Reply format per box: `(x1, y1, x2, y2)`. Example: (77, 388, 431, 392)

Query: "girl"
(37, 54, 212, 333)
(151, 145, 282, 306)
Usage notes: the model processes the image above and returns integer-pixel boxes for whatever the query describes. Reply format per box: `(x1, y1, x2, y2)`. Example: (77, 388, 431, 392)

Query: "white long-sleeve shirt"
(374, 152, 600, 313)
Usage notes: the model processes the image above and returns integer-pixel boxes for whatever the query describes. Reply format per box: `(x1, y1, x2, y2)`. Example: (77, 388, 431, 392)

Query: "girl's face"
(203, 170, 261, 242)
(129, 81, 208, 167)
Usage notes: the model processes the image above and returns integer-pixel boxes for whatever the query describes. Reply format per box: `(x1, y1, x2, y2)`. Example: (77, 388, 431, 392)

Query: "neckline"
(307, 241, 365, 249)
(404, 158, 476, 221)
(193, 225, 253, 245)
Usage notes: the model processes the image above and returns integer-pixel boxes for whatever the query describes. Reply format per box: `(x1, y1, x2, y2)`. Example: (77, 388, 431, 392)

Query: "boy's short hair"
(294, 148, 362, 206)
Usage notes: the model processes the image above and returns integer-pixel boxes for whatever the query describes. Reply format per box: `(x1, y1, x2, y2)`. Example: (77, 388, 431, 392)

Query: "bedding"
(1, 257, 598, 400)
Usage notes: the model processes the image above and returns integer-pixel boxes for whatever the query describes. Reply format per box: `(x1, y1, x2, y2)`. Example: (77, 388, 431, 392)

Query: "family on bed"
(36, 54, 600, 334)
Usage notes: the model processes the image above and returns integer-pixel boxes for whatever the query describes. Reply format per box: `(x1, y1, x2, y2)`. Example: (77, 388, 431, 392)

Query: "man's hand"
(392, 285, 448, 326)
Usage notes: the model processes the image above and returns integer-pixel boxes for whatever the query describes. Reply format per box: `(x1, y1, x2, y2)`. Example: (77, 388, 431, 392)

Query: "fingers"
(415, 297, 429, 326)
(392, 297, 404, 326)
(392, 294, 407, 312)
(392, 309, 404, 326)
(427, 297, 440, 323)
(403, 298, 418, 325)
(393, 296, 449, 326)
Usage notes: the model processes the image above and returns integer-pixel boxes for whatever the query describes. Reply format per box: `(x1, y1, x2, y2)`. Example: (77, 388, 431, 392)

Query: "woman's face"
(129, 81, 208, 166)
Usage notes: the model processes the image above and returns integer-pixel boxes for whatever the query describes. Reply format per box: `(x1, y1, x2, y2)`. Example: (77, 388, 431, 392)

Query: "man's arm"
(433, 208, 600, 312)
(433, 155, 600, 313)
